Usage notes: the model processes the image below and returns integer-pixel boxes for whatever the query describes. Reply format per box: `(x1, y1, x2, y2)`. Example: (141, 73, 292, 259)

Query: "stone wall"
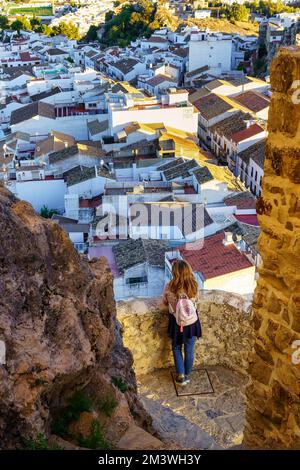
(117, 291, 253, 376)
(244, 47, 300, 449)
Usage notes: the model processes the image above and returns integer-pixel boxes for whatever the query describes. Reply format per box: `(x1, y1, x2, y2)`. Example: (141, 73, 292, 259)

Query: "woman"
(163, 260, 201, 386)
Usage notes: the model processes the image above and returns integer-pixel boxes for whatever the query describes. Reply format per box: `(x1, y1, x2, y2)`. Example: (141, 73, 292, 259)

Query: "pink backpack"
(175, 294, 198, 332)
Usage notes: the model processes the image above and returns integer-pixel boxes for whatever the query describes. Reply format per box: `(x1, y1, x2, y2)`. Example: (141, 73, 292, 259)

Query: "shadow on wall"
(117, 290, 254, 377)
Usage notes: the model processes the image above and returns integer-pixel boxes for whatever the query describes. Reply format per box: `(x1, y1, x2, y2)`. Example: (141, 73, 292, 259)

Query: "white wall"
(114, 264, 165, 300)
(236, 131, 267, 153)
(67, 175, 113, 198)
(248, 158, 264, 197)
(188, 37, 232, 73)
(110, 106, 198, 134)
(203, 266, 256, 297)
(193, 175, 234, 203)
(11, 179, 67, 212)
(11, 114, 109, 141)
(69, 232, 84, 244)
(27, 78, 74, 95)
(49, 154, 101, 174)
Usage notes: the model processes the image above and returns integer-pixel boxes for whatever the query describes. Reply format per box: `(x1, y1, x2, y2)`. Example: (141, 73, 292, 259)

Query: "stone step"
(117, 424, 168, 450)
(141, 396, 223, 450)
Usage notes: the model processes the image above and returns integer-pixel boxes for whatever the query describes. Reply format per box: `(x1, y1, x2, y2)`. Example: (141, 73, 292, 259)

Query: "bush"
(51, 390, 92, 438)
(77, 419, 111, 449)
(112, 377, 127, 393)
(23, 433, 63, 450)
(40, 205, 58, 219)
(97, 394, 117, 417)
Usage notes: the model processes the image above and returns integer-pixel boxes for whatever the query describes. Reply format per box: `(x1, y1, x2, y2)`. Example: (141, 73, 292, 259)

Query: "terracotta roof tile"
(194, 94, 232, 120)
(224, 191, 256, 210)
(233, 91, 270, 113)
(231, 123, 264, 144)
(179, 232, 253, 280)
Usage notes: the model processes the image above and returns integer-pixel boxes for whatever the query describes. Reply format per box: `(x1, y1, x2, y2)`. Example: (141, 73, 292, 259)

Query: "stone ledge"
(117, 290, 253, 376)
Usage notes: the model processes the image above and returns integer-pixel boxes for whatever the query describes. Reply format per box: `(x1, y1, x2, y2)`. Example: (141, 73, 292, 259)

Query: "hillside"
(187, 18, 259, 36)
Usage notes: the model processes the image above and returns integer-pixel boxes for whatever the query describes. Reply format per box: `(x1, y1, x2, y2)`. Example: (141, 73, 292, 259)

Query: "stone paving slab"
(171, 368, 214, 396)
(137, 365, 247, 449)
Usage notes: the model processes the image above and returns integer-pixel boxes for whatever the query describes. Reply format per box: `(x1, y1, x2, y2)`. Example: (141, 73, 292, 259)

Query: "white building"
(165, 231, 256, 298)
(10, 178, 67, 212)
(188, 31, 232, 74)
(194, 10, 212, 19)
(112, 238, 169, 300)
(108, 89, 199, 135)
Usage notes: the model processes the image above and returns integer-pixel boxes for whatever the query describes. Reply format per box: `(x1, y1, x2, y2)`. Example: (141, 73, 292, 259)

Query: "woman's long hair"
(169, 260, 198, 299)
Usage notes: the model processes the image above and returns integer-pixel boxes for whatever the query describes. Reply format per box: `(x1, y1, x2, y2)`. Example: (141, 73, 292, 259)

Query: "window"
(126, 276, 148, 285)
(255, 171, 258, 181)
(251, 167, 254, 177)
(260, 176, 262, 187)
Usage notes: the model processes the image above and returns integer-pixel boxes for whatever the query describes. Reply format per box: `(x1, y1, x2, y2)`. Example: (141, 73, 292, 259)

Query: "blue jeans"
(172, 336, 196, 376)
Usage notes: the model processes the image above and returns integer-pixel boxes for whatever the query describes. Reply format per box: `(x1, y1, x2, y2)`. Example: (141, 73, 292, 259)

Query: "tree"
(11, 16, 31, 33)
(85, 25, 99, 42)
(40, 206, 58, 219)
(30, 17, 41, 31)
(0, 15, 9, 30)
(52, 21, 80, 40)
(105, 11, 114, 22)
(229, 3, 250, 22)
(36, 24, 53, 36)
(101, 0, 176, 47)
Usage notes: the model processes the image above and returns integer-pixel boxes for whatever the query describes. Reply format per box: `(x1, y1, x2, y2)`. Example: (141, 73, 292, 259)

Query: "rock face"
(244, 47, 300, 449)
(0, 188, 143, 448)
(117, 291, 253, 376)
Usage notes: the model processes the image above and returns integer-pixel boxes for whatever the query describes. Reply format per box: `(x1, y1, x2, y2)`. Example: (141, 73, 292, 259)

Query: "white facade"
(11, 114, 108, 141)
(110, 105, 198, 135)
(10, 179, 67, 212)
(200, 266, 256, 297)
(188, 33, 232, 74)
(248, 158, 264, 197)
(67, 175, 114, 198)
(114, 264, 165, 300)
(192, 175, 236, 204)
(195, 10, 212, 18)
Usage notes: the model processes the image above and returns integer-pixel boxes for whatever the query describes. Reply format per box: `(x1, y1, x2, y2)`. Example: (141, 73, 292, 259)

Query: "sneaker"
(184, 375, 191, 385)
(175, 374, 188, 386)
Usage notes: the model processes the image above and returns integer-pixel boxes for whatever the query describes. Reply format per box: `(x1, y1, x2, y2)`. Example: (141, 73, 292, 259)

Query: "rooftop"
(210, 111, 250, 141)
(233, 91, 270, 113)
(180, 232, 253, 280)
(224, 191, 257, 210)
(31, 87, 61, 102)
(87, 119, 109, 136)
(10, 101, 55, 126)
(161, 159, 199, 181)
(111, 58, 139, 75)
(193, 166, 214, 185)
(146, 74, 177, 87)
(47, 48, 67, 56)
(113, 238, 169, 274)
(238, 140, 266, 166)
(231, 123, 264, 144)
(194, 94, 232, 120)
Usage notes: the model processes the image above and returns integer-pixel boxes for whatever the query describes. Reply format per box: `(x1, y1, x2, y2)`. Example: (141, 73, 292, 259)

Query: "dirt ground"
(187, 18, 259, 36)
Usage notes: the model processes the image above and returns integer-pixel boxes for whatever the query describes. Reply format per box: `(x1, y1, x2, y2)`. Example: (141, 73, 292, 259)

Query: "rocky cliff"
(0, 187, 148, 449)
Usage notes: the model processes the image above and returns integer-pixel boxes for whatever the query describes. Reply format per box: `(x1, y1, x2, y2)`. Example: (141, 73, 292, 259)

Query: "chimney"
(223, 231, 234, 246)
(235, 234, 243, 250)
